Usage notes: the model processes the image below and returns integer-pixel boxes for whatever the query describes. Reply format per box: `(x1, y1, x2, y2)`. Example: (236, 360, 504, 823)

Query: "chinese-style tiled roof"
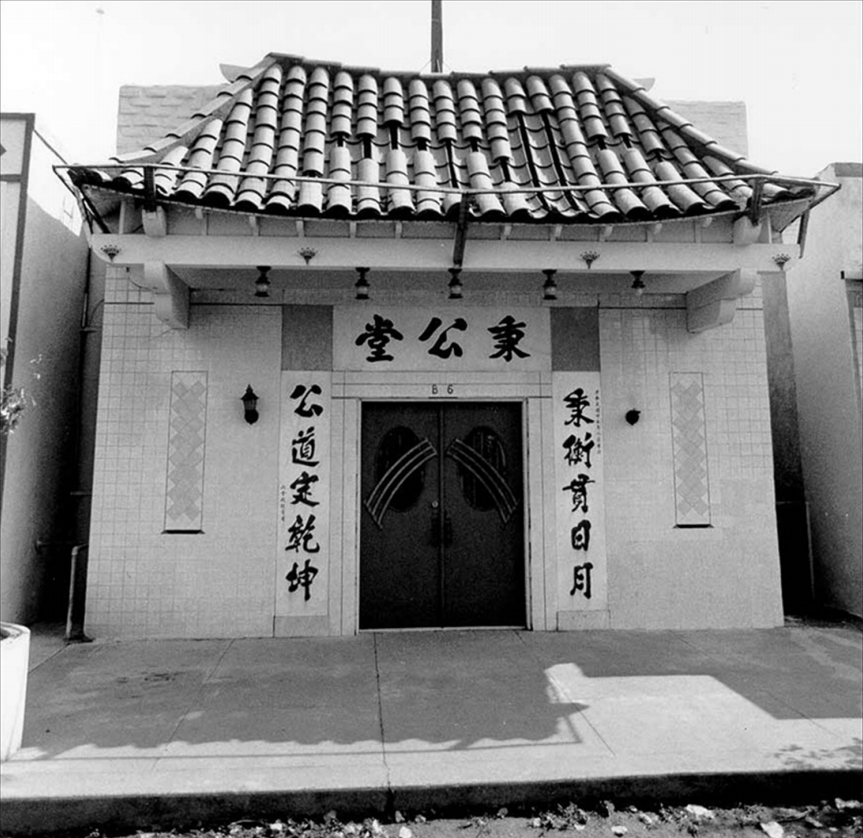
(68, 53, 818, 225)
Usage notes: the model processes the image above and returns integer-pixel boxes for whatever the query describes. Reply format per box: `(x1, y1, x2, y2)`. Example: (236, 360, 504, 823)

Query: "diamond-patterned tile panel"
(670, 372, 711, 526)
(164, 371, 208, 531)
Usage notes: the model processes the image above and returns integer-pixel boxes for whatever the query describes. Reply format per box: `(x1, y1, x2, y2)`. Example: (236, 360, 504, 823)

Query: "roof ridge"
(230, 52, 613, 82)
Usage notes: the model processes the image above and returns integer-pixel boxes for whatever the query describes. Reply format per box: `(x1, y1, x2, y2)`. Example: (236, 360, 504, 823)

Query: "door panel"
(442, 404, 524, 627)
(360, 402, 524, 629)
(360, 405, 441, 629)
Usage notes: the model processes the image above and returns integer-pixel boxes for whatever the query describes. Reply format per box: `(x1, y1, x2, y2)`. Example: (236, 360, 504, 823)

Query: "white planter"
(0, 622, 30, 761)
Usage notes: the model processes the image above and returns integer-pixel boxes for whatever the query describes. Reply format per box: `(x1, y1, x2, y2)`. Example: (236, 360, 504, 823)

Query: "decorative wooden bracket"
(143, 261, 190, 330)
(747, 178, 764, 224)
(686, 268, 757, 333)
(141, 166, 167, 236)
(732, 215, 762, 246)
(142, 207, 167, 237)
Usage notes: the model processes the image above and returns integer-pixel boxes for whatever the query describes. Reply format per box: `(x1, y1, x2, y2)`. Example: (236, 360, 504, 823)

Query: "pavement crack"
(154, 639, 234, 766)
(202, 638, 235, 685)
(372, 632, 394, 805)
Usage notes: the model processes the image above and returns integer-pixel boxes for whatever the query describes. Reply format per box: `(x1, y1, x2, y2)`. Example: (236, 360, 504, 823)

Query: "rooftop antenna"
(431, 0, 443, 73)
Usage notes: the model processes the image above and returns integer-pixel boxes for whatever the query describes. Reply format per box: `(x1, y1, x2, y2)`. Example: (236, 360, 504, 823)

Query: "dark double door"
(360, 402, 525, 629)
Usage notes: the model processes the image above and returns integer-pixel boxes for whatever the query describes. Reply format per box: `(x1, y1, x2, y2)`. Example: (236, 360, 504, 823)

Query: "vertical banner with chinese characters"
(277, 372, 331, 617)
(553, 372, 607, 614)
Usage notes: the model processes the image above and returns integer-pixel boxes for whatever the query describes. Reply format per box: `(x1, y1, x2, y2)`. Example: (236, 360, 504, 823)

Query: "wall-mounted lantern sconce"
(625, 409, 641, 425)
(542, 269, 558, 301)
(630, 270, 646, 296)
(254, 266, 271, 298)
(355, 267, 370, 300)
(448, 267, 463, 300)
(241, 385, 260, 425)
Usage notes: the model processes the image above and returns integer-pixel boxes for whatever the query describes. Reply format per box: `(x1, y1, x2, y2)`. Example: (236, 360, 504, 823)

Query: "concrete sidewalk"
(1, 626, 861, 836)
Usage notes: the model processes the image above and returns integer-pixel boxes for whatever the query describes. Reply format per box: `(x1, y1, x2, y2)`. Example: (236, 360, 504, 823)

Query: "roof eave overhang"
(65, 170, 831, 252)
(88, 226, 800, 275)
(89, 228, 800, 336)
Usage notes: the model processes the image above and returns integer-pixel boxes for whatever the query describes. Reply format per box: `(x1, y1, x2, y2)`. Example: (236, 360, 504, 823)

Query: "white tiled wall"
(87, 269, 282, 638)
(88, 270, 784, 637)
(599, 300, 783, 629)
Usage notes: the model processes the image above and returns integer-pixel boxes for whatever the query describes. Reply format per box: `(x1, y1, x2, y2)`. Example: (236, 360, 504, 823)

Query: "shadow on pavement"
(16, 625, 862, 761)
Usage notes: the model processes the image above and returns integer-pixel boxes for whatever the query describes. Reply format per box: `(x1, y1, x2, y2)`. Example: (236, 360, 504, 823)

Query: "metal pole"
(66, 545, 92, 643)
(431, 0, 443, 73)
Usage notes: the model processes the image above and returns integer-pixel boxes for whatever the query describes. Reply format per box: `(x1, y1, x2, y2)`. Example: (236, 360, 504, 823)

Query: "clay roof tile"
(383, 77, 406, 127)
(69, 55, 818, 227)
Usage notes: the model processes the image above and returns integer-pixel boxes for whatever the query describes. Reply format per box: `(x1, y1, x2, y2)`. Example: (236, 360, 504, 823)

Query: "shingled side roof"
(67, 53, 818, 226)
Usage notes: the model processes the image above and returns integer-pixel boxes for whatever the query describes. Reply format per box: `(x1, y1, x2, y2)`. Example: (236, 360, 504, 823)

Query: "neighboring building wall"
(762, 268, 812, 613)
(783, 163, 863, 618)
(116, 85, 225, 155)
(0, 115, 90, 624)
(851, 282, 863, 400)
(666, 100, 748, 158)
(84, 269, 783, 638)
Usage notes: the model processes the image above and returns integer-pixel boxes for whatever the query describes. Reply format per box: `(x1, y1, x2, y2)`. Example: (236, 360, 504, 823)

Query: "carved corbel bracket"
(142, 207, 167, 237)
(686, 268, 757, 333)
(143, 261, 190, 330)
(732, 216, 762, 246)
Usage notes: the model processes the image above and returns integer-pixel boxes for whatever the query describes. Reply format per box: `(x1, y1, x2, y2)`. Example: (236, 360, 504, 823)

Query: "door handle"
(429, 504, 441, 546)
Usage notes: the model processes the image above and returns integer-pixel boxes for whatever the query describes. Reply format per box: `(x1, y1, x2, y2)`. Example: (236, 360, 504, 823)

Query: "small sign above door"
(334, 307, 551, 372)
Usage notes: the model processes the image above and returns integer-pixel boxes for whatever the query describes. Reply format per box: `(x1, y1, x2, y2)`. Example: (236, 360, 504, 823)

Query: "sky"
(1, 0, 861, 178)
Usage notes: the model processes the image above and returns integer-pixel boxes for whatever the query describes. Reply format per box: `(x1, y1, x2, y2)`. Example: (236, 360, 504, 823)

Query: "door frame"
(329, 370, 557, 634)
(359, 400, 526, 630)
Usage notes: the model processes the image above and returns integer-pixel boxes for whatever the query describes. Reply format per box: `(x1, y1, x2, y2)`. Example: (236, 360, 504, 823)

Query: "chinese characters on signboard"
(554, 372, 607, 613)
(278, 373, 331, 617)
(335, 307, 550, 372)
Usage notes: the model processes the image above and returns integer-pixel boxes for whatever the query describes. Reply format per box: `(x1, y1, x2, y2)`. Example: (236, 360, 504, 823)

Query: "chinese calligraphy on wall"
(277, 372, 331, 617)
(553, 372, 607, 614)
(334, 307, 551, 372)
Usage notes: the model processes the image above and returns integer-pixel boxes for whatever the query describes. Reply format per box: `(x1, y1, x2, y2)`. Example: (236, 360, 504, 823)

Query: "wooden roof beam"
(452, 198, 469, 267)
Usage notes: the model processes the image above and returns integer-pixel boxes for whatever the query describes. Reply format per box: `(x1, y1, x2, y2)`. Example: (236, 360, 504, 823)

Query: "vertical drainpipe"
(65, 242, 104, 641)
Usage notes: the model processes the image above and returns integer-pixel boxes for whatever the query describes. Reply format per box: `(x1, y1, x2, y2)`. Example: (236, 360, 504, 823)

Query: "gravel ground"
(23, 798, 863, 838)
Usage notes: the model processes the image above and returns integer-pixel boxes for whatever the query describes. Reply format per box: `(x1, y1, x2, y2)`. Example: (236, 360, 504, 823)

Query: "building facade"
(771, 163, 862, 619)
(64, 55, 834, 638)
(1, 114, 92, 625)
